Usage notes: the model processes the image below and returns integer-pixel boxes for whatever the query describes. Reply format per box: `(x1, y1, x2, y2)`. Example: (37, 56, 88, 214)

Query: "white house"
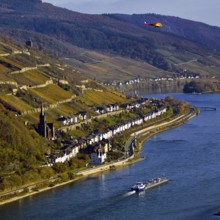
(113, 104, 119, 111)
(70, 145, 79, 157)
(54, 152, 68, 163)
(58, 114, 78, 125)
(69, 115, 78, 123)
(103, 129, 113, 139)
(77, 111, 87, 120)
(96, 106, 106, 114)
(106, 105, 113, 112)
(87, 135, 96, 145)
(144, 115, 150, 121)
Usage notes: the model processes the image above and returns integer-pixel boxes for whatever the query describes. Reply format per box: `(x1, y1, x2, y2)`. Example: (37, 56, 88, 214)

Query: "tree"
(52, 163, 68, 173)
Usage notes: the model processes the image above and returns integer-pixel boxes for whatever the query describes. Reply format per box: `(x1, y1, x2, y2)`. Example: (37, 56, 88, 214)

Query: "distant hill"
(0, 0, 220, 82)
(109, 13, 220, 52)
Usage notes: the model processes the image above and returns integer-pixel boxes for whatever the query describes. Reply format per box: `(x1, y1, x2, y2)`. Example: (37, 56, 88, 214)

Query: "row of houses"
(48, 145, 80, 164)
(101, 73, 201, 87)
(96, 103, 119, 114)
(88, 107, 167, 164)
(47, 137, 111, 165)
(95, 98, 149, 114)
(87, 107, 166, 146)
(57, 99, 149, 126)
(121, 98, 149, 110)
(57, 111, 87, 125)
(47, 106, 167, 165)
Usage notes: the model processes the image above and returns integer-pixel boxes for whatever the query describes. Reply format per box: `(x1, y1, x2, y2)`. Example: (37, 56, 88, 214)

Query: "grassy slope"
(64, 52, 167, 82)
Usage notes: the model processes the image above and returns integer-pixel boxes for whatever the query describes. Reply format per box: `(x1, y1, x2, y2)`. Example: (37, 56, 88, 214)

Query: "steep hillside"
(0, 104, 48, 170)
(0, 35, 129, 126)
(110, 13, 220, 52)
(0, 0, 220, 83)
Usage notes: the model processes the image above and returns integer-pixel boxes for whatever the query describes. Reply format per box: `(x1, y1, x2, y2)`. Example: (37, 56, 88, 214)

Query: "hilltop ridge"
(0, 0, 220, 83)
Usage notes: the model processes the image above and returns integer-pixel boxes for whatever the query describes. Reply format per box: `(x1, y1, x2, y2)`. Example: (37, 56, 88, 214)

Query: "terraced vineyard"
(0, 93, 32, 112)
(11, 69, 50, 86)
(29, 84, 74, 104)
(0, 35, 131, 127)
(79, 89, 127, 106)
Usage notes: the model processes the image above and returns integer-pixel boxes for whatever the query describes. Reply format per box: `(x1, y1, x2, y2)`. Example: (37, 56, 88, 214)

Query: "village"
(37, 98, 167, 166)
(101, 73, 201, 87)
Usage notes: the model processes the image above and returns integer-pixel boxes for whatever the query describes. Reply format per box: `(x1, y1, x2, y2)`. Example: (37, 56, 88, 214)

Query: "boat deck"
(144, 178, 168, 190)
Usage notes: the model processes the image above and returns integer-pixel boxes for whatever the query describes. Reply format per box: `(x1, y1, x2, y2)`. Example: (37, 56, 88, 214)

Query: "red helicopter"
(144, 21, 163, 28)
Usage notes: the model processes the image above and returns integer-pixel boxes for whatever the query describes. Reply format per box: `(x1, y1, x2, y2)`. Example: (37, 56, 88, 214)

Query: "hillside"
(0, 35, 129, 124)
(0, 35, 134, 189)
(110, 13, 220, 52)
(0, 104, 48, 170)
(0, 0, 220, 83)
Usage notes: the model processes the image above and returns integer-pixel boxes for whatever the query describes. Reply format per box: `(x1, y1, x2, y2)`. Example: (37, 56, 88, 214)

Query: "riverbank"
(134, 107, 197, 154)
(0, 107, 197, 206)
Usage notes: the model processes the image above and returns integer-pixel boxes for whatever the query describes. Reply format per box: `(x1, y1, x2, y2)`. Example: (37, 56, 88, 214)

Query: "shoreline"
(0, 108, 197, 206)
(0, 158, 145, 206)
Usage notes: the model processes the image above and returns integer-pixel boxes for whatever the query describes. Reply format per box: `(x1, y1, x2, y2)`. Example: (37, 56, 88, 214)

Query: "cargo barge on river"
(131, 177, 168, 192)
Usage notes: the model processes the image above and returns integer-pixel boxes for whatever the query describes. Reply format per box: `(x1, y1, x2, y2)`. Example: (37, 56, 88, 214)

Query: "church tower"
(38, 103, 55, 140)
(38, 103, 47, 138)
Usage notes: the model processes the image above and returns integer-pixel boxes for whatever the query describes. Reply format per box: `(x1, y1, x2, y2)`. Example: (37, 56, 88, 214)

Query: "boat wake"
(122, 190, 136, 198)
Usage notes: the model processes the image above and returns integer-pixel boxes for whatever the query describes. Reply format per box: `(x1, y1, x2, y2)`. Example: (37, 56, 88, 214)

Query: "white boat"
(131, 182, 146, 191)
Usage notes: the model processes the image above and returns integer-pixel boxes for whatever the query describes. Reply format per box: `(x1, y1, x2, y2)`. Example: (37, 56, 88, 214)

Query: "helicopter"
(144, 21, 163, 28)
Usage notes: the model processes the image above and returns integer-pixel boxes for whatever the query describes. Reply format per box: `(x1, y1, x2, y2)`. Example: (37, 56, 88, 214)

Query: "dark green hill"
(0, 0, 220, 83)
(109, 13, 220, 52)
(0, 104, 48, 170)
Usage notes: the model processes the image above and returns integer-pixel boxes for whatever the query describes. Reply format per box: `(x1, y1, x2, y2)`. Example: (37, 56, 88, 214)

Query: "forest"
(183, 81, 220, 93)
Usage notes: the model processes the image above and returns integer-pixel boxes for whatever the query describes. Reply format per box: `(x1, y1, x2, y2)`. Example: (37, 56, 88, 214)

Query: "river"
(1, 93, 220, 220)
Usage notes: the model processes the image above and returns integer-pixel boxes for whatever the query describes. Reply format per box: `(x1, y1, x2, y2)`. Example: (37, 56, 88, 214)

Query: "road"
(124, 107, 196, 156)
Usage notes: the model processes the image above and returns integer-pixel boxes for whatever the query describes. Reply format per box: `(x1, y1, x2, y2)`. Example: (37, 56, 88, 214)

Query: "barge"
(131, 177, 168, 192)
(145, 177, 168, 190)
